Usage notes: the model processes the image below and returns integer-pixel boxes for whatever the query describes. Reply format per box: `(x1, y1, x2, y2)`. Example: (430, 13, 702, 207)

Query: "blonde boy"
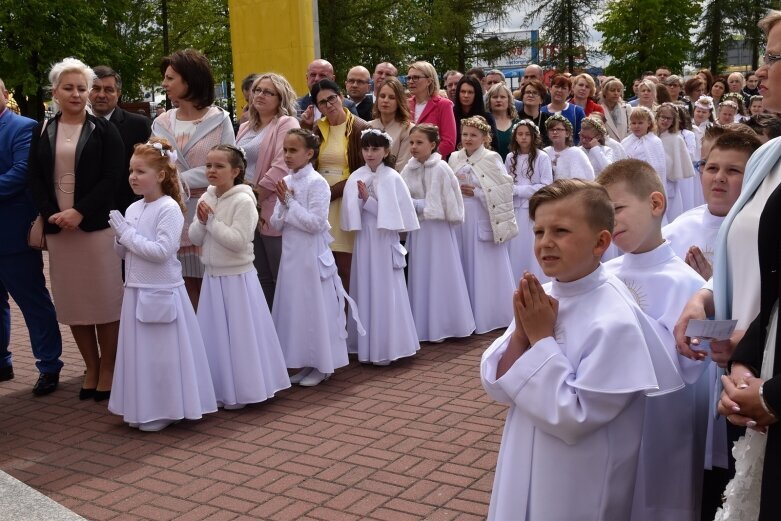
(599, 159, 707, 521)
(481, 179, 680, 521)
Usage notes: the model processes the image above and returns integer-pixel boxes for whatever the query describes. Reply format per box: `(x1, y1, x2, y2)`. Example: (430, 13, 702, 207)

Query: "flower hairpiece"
(582, 116, 607, 137)
(694, 95, 714, 110)
(721, 92, 743, 106)
(147, 141, 178, 164)
(461, 116, 491, 134)
(719, 99, 739, 110)
(360, 128, 393, 146)
(512, 119, 539, 135)
(545, 113, 573, 132)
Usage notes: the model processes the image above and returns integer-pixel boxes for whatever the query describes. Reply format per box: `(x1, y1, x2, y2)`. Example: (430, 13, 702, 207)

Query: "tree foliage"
(0, 0, 231, 119)
(520, 0, 601, 72)
(595, 0, 700, 87)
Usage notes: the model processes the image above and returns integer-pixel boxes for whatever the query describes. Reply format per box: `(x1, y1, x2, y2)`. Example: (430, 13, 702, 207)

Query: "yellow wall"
(228, 0, 317, 112)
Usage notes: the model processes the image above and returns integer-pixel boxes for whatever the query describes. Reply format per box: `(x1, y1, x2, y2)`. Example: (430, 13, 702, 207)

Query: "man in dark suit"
(345, 65, 373, 121)
(0, 78, 63, 395)
(296, 59, 357, 119)
(89, 66, 152, 213)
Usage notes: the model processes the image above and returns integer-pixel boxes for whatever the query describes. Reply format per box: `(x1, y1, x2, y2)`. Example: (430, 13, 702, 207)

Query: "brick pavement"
(0, 269, 506, 520)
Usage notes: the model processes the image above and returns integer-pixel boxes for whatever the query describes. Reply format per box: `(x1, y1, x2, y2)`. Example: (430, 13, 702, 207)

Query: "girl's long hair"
(131, 138, 186, 212)
(508, 120, 542, 181)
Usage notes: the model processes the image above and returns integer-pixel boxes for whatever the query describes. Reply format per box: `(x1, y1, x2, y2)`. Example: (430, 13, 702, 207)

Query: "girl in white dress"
(449, 116, 518, 334)
(341, 129, 420, 365)
(622, 107, 669, 219)
(543, 114, 594, 180)
(401, 123, 475, 342)
(108, 139, 217, 432)
(656, 102, 696, 220)
(504, 120, 553, 282)
(271, 129, 360, 386)
(578, 116, 615, 176)
(189, 145, 290, 409)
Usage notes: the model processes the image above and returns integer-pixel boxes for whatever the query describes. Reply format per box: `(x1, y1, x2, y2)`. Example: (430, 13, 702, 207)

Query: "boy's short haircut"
(529, 178, 615, 233)
(596, 159, 667, 213)
(745, 113, 781, 141)
(710, 131, 763, 156)
(703, 122, 757, 142)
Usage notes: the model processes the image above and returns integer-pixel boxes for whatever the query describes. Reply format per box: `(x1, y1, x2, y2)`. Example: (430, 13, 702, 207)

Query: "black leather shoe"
(93, 390, 111, 402)
(79, 387, 96, 400)
(0, 366, 13, 382)
(32, 372, 59, 396)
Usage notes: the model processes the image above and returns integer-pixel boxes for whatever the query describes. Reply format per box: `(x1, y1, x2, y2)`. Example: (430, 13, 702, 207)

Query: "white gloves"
(108, 210, 131, 238)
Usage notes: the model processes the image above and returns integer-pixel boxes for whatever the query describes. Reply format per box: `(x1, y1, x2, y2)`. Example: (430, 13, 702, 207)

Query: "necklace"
(60, 123, 81, 143)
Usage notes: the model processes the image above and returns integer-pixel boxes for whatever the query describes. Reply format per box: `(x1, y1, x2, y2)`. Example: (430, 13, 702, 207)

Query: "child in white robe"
(341, 129, 420, 365)
(271, 129, 360, 386)
(543, 114, 594, 180)
(400, 124, 475, 342)
(578, 116, 615, 176)
(504, 119, 553, 282)
(657, 103, 697, 220)
(449, 116, 518, 333)
(109, 139, 217, 432)
(663, 131, 762, 514)
(189, 145, 290, 409)
(622, 107, 670, 219)
(481, 178, 682, 521)
(598, 160, 709, 521)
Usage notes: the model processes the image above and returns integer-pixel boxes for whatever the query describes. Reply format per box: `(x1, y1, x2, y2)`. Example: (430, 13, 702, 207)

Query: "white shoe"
(289, 367, 313, 385)
(299, 369, 331, 387)
(223, 403, 246, 410)
(139, 419, 174, 432)
(128, 423, 140, 429)
(373, 360, 391, 366)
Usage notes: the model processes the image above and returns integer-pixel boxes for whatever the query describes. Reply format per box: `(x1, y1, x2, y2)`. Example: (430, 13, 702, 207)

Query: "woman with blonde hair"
(406, 61, 457, 157)
(369, 77, 412, 171)
(599, 76, 633, 141)
(235, 72, 300, 308)
(636, 78, 658, 111)
(28, 57, 125, 399)
(486, 82, 519, 160)
(570, 73, 604, 117)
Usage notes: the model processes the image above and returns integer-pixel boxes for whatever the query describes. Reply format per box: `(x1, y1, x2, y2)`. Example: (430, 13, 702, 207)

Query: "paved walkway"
(0, 290, 505, 520)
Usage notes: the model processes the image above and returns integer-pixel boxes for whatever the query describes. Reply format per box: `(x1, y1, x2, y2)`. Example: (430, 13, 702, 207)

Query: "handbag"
(28, 215, 47, 251)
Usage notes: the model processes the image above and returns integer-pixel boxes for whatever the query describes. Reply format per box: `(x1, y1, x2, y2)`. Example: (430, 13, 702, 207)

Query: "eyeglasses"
(658, 115, 673, 121)
(762, 52, 781, 67)
(406, 75, 426, 82)
(346, 79, 368, 85)
(548, 128, 566, 133)
(252, 88, 277, 97)
(523, 91, 540, 97)
(316, 94, 340, 108)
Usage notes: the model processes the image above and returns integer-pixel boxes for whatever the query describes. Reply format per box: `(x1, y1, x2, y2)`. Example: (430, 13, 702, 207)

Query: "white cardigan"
(188, 184, 259, 276)
(449, 146, 518, 244)
(400, 153, 464, 222)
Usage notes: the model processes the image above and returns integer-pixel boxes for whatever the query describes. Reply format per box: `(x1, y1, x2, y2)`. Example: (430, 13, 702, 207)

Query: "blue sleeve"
(0, 116, 36, 200)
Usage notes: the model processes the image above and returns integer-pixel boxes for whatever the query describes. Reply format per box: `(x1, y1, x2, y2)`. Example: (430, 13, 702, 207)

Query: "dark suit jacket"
(350, 94, 374, 122)
(108, 108, 152, 212)
(0, 110, 38, 254)
(296, 93, 358, 117)
(27, 113, 124, 234)
(730, 176, 781, 520)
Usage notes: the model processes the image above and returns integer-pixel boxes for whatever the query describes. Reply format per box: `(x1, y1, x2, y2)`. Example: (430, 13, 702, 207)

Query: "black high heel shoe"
(93, 390, 111, 402)
(80, 371, 96, 400)
(79, 387, 96, 400)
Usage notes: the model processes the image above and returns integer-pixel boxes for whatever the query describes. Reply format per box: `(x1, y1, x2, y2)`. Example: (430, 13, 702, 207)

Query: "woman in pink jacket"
(235, 73, 300, 308)
(406, 61, 457, 158)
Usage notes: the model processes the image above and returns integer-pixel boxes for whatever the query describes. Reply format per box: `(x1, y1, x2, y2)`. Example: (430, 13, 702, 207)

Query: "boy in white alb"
(599, 159, 708, 521)
(662, 131, 762, 517)
(481, 179, 682, 521)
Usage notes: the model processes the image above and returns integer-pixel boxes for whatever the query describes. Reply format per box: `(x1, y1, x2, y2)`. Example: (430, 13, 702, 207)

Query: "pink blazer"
(408, 95, 457, 158)
(236, 115, 300, 236)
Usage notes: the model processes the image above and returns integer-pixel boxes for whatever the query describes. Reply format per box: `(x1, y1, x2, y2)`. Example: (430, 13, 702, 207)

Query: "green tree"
(595, 0, 700, 87)
(693, 0, 728, 73)
(520, 0, 601, 72)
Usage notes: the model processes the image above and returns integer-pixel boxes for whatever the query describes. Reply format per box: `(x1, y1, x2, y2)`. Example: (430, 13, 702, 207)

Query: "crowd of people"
(0, 8, 780, 520)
